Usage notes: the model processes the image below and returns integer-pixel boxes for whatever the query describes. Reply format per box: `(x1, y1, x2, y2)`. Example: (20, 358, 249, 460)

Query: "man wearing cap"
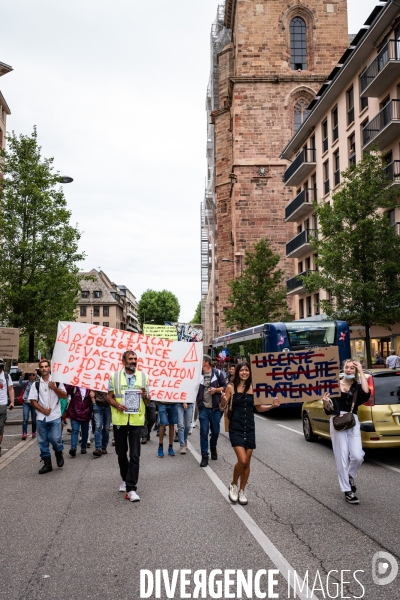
(0, 359, 14, 457)
(196, 355, 226, 468)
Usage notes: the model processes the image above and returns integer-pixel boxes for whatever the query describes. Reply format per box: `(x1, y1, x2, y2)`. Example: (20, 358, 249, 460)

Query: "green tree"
(223, 237, 293, 330)
(302, 150, 400, 368)
(138, 289, 180, 328)
(0, 128, 85, 361)
(191, 301, 202, 324)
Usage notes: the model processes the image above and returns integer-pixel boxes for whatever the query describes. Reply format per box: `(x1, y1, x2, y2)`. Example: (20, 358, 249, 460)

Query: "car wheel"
(303, 413, 318, 442)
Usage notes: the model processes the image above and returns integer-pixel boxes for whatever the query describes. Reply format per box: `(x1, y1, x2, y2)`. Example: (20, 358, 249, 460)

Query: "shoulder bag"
(332, 388, 358, 432)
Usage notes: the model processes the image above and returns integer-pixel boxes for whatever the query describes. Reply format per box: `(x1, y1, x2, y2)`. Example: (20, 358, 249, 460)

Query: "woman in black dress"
(221, 362, 280, 505)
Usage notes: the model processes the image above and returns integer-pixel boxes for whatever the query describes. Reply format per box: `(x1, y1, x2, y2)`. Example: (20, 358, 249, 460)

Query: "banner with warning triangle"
(52, 322, 204, 402)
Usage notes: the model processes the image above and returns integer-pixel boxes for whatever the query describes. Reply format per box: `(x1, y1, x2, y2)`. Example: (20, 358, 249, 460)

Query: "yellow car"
(302, 369, 400, 449)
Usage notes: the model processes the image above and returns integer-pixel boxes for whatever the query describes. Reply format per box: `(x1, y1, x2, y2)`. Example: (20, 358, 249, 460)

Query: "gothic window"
(294, 98, 310, 133)
(290, 17, 307, 70)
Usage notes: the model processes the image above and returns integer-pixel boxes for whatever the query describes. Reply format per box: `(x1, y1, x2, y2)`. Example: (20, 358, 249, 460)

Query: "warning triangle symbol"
(183, 343, 198, 363)
(57, 325, 70, 344)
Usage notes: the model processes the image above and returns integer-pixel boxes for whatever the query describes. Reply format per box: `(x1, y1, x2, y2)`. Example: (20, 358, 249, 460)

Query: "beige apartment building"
(0, 61, 13, 150)
(280, 0, 400, 360)
(118, 285, 140, 333)
(77, 269, 127, 330)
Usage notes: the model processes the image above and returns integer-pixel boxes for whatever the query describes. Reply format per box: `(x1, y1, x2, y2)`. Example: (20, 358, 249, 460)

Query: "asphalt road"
(1, 409, 399, 600)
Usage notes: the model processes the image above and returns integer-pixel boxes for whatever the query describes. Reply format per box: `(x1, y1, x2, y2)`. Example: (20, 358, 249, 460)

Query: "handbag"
(227, 395, 233, 421)
(332, 388, 357, 432)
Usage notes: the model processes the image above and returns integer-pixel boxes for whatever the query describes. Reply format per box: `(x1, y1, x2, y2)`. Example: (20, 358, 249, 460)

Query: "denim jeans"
(199, 407, 223, 457)
(36, 418, 63, 459)
(71, 419, 89, 450)
(177, 403, 194, 447)
(93, 405, 111, 450)
(22, 402, 37, 435)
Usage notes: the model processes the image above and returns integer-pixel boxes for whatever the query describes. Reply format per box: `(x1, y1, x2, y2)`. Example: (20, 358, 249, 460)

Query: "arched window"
(294, 98, 310, 133)
(290, 17, 307, 70)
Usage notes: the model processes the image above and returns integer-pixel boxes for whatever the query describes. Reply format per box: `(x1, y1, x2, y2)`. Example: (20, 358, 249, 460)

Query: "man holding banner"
(107, 350, 151, 502)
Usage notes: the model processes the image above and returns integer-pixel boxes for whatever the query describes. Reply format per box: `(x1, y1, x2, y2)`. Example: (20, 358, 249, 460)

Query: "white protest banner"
(250, 347, 340, 405)
(52, 322, 202, 403)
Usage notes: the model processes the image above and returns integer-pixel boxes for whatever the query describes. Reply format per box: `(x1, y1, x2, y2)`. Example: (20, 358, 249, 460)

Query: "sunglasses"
(30, 373, 37, 377)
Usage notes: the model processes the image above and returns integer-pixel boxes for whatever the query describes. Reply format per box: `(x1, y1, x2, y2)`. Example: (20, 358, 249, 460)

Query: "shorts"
(0, 405, 7, 435)
(158, 403, 178, 426)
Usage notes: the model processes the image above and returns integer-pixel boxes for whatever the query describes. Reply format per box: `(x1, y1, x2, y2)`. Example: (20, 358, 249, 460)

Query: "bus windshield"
(285, 322, 336, 349)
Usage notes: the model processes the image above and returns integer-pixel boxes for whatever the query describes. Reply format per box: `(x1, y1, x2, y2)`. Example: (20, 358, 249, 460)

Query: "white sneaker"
(126, 490, 140, 502)
(180, 445, 187, 454)
(238, 490, 248, 505)
(229, 483, 239, 503)
(119, 481, 126, 492)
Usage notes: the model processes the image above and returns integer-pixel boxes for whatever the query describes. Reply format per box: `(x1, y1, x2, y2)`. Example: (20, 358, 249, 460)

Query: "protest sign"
(0, 328, 20, 359)
(51, 322, 202, 403)
(165, 322, 203, 342)
(250, 347, 340, 405)
(143, 324, 178, 340)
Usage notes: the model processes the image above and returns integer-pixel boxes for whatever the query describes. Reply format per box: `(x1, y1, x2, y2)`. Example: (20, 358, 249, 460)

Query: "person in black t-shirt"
(322, 359, 370, 505)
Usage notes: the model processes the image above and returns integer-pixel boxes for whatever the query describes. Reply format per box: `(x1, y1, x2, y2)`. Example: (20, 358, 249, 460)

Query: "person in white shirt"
(0, 358, 14, 457)
(386, 350, 400, 369)
(28, 359, 67, 474)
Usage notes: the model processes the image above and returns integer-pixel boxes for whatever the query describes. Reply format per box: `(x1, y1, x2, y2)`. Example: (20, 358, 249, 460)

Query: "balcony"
(284, 148, 316, 187)
(362, 100, 400, 151)
(285, 188, 316, 222)
(286, 229, 317, 259)
(286, 270, 317, 294)
(361, 40, 400, 98)
(384, 160, 400, 187)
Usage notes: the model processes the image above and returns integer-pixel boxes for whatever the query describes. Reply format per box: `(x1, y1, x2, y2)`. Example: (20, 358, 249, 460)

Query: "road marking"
(276, 424, 303, 435)
(369, 459, 400, 475)
(0, 438, 36, 471)
(187, 441, 320, 600)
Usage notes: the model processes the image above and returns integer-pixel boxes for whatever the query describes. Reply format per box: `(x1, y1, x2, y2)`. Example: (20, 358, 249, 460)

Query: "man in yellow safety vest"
(107, 350, 150, 502)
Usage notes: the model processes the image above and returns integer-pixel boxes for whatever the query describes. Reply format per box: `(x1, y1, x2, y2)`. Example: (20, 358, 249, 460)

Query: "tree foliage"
(223, 237, 293, 330)
(302, 149, 400, 367)
(191, 301, 202, 324)
(0, 128, 85, 360)
(138, 289, 180, 327)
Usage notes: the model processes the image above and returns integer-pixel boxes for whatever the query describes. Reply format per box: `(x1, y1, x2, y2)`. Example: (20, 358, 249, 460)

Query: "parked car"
(302, 369, 400, 449)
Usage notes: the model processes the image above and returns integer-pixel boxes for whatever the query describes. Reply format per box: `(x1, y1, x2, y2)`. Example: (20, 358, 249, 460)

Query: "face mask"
(343, 373, 355, 380)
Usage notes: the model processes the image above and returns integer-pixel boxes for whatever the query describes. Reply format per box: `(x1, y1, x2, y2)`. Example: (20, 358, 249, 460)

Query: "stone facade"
(211, 0, 349, 336)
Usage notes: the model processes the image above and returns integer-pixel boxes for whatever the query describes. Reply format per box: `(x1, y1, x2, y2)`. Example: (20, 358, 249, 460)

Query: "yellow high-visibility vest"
(109, 369, 148, 426)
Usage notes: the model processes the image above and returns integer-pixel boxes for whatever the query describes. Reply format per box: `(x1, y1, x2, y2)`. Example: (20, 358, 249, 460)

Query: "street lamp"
(59, 176, 74, 184)
(222, 255, 243, 277)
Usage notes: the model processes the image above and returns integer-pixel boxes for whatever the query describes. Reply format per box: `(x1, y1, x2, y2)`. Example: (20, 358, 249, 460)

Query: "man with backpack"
(28, 358, 67, 474)
(107, 350, 150, 502)
(0, 358, 14, 457)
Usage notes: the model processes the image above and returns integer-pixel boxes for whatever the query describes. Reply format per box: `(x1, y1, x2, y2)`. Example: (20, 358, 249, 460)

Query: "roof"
(280, 1, 397, 159)
(78, 269, 124, 305)
(0, 62, 13, 77)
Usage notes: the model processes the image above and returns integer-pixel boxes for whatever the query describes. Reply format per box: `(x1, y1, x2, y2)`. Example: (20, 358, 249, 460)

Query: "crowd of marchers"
(0, 352, 373, 506)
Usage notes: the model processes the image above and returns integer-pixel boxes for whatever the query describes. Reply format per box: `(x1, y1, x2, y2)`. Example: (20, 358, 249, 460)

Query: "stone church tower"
(209, 0, 349, 338)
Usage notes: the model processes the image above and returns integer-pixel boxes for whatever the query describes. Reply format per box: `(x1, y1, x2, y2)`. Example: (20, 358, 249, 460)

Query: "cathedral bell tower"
(212, 0, 349, 335)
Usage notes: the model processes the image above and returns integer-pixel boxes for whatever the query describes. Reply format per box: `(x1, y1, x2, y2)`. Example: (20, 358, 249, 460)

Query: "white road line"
(0, 438, 36, 470)
(276, 424, 303, 435)
(187, 441, 320, 600)
(368, 459, 400, 475)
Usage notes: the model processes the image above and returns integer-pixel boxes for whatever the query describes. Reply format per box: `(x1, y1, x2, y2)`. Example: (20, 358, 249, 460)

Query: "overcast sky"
(0, 0, 380, 322)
